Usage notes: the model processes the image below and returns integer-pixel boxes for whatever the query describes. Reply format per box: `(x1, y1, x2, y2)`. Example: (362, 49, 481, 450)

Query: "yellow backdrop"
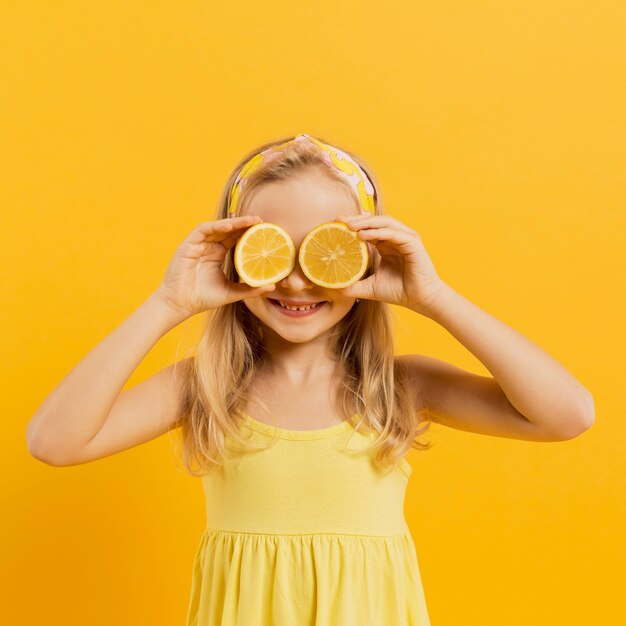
(3, 1, 623, 624)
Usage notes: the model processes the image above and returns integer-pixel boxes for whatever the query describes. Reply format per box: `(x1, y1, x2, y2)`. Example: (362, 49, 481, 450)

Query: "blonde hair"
(171, 134, 433, 476)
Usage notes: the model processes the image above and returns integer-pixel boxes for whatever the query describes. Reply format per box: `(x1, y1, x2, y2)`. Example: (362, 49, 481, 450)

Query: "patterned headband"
(227, 133, 376, 216)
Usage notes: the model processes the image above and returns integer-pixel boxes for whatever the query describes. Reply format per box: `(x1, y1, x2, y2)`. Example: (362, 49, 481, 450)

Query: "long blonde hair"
(171, 134, 433, 476)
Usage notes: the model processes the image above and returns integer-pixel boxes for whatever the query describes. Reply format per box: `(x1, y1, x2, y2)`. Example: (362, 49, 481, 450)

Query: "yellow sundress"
(185, 411, 431, 625)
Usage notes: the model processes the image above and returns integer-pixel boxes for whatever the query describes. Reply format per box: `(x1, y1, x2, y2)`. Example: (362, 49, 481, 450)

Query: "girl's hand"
(154, 216, 276, 319)
(335, 214, 446, 314)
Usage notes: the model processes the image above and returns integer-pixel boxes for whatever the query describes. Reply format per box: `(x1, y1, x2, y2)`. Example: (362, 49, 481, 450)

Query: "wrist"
(412, 281, 456, 320)
(147, 290, 191, 329)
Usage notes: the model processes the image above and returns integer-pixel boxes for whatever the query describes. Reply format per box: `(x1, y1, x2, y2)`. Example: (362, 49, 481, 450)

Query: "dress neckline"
(238, 410, 357, 440)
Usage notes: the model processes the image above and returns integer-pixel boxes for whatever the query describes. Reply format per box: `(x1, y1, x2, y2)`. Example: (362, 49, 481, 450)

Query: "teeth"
(277, 301, 320, 311)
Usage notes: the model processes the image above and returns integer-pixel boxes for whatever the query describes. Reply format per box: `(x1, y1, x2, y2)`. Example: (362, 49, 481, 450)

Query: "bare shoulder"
(394, 353, 429, 408)
(394, 353, 573, 442)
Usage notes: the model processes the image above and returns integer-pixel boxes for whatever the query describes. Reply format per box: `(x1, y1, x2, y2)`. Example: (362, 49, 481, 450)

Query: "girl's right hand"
(154, 215, 276, 319)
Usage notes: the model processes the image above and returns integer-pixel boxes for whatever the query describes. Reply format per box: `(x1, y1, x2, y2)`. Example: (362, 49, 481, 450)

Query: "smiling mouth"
(268, 298, 327, 312)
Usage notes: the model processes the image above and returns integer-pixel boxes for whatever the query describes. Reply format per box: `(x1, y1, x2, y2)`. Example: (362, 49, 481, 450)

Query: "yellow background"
(2, 1, 624, 624)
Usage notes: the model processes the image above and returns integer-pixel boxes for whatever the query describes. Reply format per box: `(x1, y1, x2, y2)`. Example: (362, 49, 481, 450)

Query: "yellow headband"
(228, 133, 376, 216)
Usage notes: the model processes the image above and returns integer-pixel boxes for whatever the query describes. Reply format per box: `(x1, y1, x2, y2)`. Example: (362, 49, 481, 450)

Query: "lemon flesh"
(234, 223, 296, 287)
(299, 222, 369, 289)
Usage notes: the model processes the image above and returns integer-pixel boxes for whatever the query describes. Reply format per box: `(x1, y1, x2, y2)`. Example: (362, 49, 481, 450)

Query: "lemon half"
(298, 221, 369, 289)
(234, 222, 296, 287)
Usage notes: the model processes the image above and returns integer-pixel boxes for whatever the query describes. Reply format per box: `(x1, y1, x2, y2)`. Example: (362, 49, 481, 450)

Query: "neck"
(259, 327, 340, 384)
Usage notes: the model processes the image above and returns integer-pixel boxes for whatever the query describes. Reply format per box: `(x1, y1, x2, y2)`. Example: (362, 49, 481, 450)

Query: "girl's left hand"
(335, 214, 446, 314)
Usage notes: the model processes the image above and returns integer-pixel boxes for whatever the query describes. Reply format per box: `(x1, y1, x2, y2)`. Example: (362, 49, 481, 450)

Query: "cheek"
(327, 300, 355, 318)
(242, 297, 262, 313)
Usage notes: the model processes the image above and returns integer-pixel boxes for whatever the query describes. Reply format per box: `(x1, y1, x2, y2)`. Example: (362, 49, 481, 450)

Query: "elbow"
(26, 440, 62, 466)
(561, 391, 596, 440)
(578, 389, 596, 431)
(28, 445, 71, 467)
(26, 428, 70, 467)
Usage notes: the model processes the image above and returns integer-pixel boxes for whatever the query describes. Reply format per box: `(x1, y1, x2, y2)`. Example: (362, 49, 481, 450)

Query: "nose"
(278, 256, 314, 291)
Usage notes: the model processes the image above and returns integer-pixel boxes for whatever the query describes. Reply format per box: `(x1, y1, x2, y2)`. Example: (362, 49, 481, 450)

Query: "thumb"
(227, 281, 276, 303)
(337, 275, 374, 300)
(337, 285, 359, 298)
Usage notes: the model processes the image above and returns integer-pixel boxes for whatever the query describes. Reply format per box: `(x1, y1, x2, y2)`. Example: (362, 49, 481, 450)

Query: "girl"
(27, 133, 595, 625)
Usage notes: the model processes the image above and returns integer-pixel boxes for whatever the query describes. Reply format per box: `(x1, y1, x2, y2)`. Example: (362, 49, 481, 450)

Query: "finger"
(336, 274, 376, 300)
(197, 226, 253, 254)
(337, 215, 416, 235)
(188, 216, 262, 244)
(356, 227, 420, 252)
(225, 281, 276, 304)
(204, 215, 261, 230)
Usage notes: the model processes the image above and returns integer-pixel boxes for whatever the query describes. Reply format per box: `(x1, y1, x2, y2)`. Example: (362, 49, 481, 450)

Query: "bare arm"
(26, 292, 188, 466)
(416, 283, 595, 440)
(26, 216, 276, 466)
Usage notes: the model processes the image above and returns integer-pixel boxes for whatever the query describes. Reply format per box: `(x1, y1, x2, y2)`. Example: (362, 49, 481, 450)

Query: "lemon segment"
(298, 221, 369, 289)
(234, 222, 296, 287)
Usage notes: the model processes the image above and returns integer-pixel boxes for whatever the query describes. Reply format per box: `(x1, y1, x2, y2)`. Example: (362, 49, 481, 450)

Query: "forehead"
(241, 172, 361, 241)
